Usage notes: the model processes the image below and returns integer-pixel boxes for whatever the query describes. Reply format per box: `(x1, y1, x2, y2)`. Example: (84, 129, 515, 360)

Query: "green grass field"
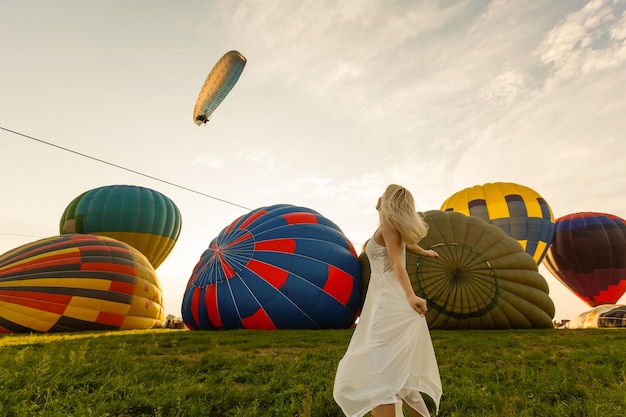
(0, 328, 624, 416)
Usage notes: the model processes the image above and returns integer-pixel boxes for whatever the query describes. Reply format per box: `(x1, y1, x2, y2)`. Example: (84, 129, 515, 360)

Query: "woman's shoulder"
(377, 220, 402, 245)
(378, 219, 400, 235)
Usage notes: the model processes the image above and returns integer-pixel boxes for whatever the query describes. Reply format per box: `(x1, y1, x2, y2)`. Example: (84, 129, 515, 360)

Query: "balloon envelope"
(360, 210, 555, 329)
(60, 185, 182, 269)
(182, 204, 361, 330)
(0, 234, 164, 333)
(193, 50, 246, 125)
(565, 304, 626, 329)
(441, 182, 555, 264)
(543, 212, 626, 307)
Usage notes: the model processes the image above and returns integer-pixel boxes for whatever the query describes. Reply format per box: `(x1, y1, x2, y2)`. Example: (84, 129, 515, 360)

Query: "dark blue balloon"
(182, 204, 361, 330)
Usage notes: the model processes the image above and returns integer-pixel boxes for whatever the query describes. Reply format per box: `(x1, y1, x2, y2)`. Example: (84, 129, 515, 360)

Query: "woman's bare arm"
(407, 243, 439, 259)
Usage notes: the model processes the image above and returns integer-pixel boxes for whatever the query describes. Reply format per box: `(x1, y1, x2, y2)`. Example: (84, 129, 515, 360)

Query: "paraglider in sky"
(441, 182, 555, 264)
(60, 185, 182, 269)
(182, 204, 361, 330)
(360, 210, 555, 329)
(193, 50, 247, 125)
(0, 234, 164, 333)
(543, 212, 626, 307)
(565, 304, 626, 329)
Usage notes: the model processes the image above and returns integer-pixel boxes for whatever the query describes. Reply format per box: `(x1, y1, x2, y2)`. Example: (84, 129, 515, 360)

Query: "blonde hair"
(378, 184, 429, 244)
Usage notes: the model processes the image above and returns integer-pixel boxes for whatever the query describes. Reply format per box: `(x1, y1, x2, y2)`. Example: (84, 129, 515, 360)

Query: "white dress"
(333, 237, 442, 417)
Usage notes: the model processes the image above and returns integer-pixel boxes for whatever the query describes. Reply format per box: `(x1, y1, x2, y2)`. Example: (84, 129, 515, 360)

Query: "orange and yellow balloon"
(0, 234, 164, 333)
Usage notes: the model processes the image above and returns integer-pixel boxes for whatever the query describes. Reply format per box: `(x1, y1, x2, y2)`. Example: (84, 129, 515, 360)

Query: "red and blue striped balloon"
(182, 204, 361, 330)
(543, 212, 626, 307)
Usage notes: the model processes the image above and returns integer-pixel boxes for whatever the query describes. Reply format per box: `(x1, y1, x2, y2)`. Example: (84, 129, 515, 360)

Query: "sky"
(1, 0, 625, 323)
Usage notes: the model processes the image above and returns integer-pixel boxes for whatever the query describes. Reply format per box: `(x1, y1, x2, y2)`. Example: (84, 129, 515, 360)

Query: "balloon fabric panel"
(565, 304, 626, 328)
(181, 287, 208, 330)
(217, 274, 270, 328)
(598, 305, 626, 327)
(181, 204, 361, 330)
(84, 186, 165, 233)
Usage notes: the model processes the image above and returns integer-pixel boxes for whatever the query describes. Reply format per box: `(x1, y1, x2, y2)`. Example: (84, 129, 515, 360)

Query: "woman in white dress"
(334, 184, 442, 417)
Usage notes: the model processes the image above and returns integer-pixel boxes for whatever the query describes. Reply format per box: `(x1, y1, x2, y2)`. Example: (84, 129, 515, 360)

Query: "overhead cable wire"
(0, 125, 252, 211)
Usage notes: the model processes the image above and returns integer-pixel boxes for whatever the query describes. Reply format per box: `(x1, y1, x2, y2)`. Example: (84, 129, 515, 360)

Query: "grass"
(0, 328, 624, 416)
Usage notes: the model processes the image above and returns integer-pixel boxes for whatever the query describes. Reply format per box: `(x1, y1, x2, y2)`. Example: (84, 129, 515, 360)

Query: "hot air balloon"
(193, 50, 246, 125)
(565, 304, 626, 329)
(60, 185, 182, 269)
(441, 182, 555, 264)
(543, 212, 626, 307)
(360, 210, 555, 329)
(182, 204, 361, 330)
(0, 234, 164, 333)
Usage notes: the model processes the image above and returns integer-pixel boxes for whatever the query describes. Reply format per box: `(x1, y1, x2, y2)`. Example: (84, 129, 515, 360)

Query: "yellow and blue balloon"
(441, 182, 555, 264)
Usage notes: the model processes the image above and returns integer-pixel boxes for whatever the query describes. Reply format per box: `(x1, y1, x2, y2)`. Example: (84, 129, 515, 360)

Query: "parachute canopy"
(565, 304, 626, 329)
(60, 185, 182, 269)
(543, 212, 626, 307)
(361, 210, 555, 329)
(0, 234, 164, 333)
(441, 182, 555, 264)
(182, 204, 361, 330)
(193, 50, 247, 125)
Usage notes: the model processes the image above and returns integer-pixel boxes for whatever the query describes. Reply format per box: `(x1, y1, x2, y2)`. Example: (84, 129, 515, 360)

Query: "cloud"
(193, 154, 224, 168)
(481, 70, 529, 103)
(536, 0, 626, 85)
